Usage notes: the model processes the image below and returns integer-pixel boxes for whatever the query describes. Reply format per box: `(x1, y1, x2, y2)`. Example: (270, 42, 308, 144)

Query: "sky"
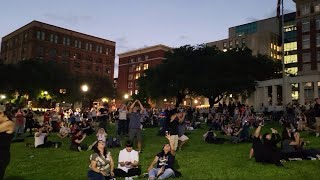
(0, 0, 296, 77)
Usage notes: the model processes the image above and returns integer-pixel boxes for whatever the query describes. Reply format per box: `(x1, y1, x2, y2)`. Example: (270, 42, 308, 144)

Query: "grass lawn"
(5, 123, 320, 180)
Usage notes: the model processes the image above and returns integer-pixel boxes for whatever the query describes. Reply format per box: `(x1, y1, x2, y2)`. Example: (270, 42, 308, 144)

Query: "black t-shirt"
(168, 117, 179, 135)
(314, 103, 320, 117)
(156, 152, 175, 169)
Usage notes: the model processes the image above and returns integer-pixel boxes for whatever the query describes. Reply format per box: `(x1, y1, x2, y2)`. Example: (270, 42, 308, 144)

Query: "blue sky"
(0, 0, 296, 77)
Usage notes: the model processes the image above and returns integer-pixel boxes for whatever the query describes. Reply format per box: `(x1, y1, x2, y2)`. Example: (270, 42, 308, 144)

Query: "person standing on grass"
(118, 104, 128, 137)
(148, 134, 176, 180)
(314, 98, 320, 137)
(114, 141, 141, 179)
(168, 111, 185, 151)
(0, 105, 15, 180)
(128, 100, 144, 153)
(88, 140, 115, 180)
(98, 104, 109, 132)
(14, 107, 25, 139)
(24, 109, 34, 137)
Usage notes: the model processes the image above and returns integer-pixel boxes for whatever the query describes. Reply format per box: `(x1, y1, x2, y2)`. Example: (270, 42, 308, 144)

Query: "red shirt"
(15, 112, 25, 125)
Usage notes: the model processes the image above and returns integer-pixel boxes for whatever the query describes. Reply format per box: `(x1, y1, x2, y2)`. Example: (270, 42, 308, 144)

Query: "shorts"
(129, 128, 142, 142)
(170, 135, 179, 151)
(178, 135, 189, 142)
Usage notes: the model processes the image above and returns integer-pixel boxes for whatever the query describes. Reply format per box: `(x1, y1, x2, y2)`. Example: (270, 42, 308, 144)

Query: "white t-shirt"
(119, 109, 128, 120)
(117, 149, 139, 172)
(97, 133, 107, 142)
(60, 127, 70, 134)
(34, 133, 47, 147)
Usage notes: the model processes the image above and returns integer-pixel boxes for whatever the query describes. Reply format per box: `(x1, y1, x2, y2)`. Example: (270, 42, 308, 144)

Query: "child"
(87, 128, 108, 151)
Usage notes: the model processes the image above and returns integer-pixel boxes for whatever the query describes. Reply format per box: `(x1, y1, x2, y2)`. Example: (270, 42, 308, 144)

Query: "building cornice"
(118, 44, 172, 58)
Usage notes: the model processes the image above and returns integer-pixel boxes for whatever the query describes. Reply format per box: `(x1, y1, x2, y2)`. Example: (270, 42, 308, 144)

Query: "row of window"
(36, 31, 113, 55)
(35, 47, 111, 64)
(128, 81, 139, 89)
(222, 38, 246, 49)
(127, 90, 139, 96)
(129, 55, 149, 63)
(301, 51, 320, 63)
(300, 2, 320, 16)
(128, 73, 142, 81)
(302, 33, 320, 49)
(301, 16, 320, 32)
(129, 64, 149, 72)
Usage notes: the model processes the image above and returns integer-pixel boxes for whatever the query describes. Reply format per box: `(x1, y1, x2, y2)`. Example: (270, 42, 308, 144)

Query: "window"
(143, 64, 149, 70)
(235, 39, 239, 47)
(50, 34, 54, 43)
(129, 90, 133, 96)
(135, 90, 139, 95)
(63, 37, 70, 45)
(145, 55, 149, 60)
(317, 33, 320, 47)
(96, 45, 99, 53)
(223, 42, 227, 48)
(138, 57, 141, 62)
(128, 74, 133, 80)
(300, 4, 310, 15)
(285, 67, 298, 76)
(302, 35, 310, 49)
(284, 54, 297, 64)
(89, 43, 92, 51)
(303, 64, 311, 72)
(315, 2, 320, 12)
(75, 40, 78, 48)
(128, 82, 133, 88)
(242, 38, 246, 46)
(49, 49, 57, 57)
(302, 53, 311, 63)
(36, 46, 44, 57)
(229, 41, 233, 48)
(130, 59, 134, 63)
(129, 66, 134, 72)
(41, 32, 45, 40)
(62, 50, 70, 58)
(36, 31, 41, 40)
(135, 81, 139, 88)
(135, 65, 141, 71)
(302, 19, 310, 32)
(85, 43, 89, 50)
(106, 48, 109, 55)
(135, 73, 140, 79)
(23, 32, 28, 41)
(99, 46, 102, 53)
(54, 35, 58, 44)
(284, 42, 297, 52)
(316, 16, 320, 30)
(78, 41, 82, 48)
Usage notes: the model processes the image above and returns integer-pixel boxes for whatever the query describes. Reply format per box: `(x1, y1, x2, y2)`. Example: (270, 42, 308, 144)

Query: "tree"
(138, 45, 281, 107)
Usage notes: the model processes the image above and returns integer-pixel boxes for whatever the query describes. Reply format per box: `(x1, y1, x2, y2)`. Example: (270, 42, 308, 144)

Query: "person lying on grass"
(281, 129, 320, 160)
(148, 134, 176, 180)
(250, 123, 283, 166)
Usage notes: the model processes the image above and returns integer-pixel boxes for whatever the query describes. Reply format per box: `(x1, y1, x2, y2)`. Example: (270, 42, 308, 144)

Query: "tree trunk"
(175, 93, 185, 108)
(208, 95, 223, 108)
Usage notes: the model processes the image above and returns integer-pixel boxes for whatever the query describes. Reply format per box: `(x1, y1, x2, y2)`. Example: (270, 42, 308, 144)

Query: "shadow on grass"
(5, 176, 26, 180)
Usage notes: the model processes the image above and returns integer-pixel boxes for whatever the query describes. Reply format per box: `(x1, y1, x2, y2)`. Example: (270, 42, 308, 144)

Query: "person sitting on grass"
(281, 129, 320, 160)
(114, 141, 141, 179)
(34, 126, 61, 148)
(203, 128, 227, 144)
(148, 134, 177, 180)
(88, 140, 115, 180)
(88, 128, 108, 151)
(70, 129, 87, 152)
(251, 123, 283, 166)
(57, 122, 70, 139)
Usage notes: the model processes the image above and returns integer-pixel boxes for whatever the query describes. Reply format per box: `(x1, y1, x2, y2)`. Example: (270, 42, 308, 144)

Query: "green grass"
(5, 123, 320, 180)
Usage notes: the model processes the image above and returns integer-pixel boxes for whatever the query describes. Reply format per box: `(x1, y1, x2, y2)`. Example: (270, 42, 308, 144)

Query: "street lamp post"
(81, 84, 89, 108)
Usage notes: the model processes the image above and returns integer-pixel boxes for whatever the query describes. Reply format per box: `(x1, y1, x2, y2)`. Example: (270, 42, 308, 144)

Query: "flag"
(277, 0, 281, 19)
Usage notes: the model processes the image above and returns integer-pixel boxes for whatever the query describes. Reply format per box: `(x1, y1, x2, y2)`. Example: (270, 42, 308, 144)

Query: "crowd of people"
(1, 97, 320, 179)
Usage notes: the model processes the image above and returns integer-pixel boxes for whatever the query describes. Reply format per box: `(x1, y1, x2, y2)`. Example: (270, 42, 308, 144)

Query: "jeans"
(14, 124, 24, 139)
(148, 168, 174, 179)
(88, 170, 105, 180)
(118, 120, 128, 136)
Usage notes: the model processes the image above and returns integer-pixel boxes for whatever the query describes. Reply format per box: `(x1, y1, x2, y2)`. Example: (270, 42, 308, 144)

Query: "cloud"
(43, 13, 92, 25)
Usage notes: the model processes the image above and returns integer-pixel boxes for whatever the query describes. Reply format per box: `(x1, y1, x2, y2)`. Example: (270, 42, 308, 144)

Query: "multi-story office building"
(117, 44, 171, 97)
(0, 20, 115, 79)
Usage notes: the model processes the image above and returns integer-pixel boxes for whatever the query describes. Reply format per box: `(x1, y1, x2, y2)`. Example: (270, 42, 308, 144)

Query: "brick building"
(0, 20, 115, 79)
(117, 44, 171, 97)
